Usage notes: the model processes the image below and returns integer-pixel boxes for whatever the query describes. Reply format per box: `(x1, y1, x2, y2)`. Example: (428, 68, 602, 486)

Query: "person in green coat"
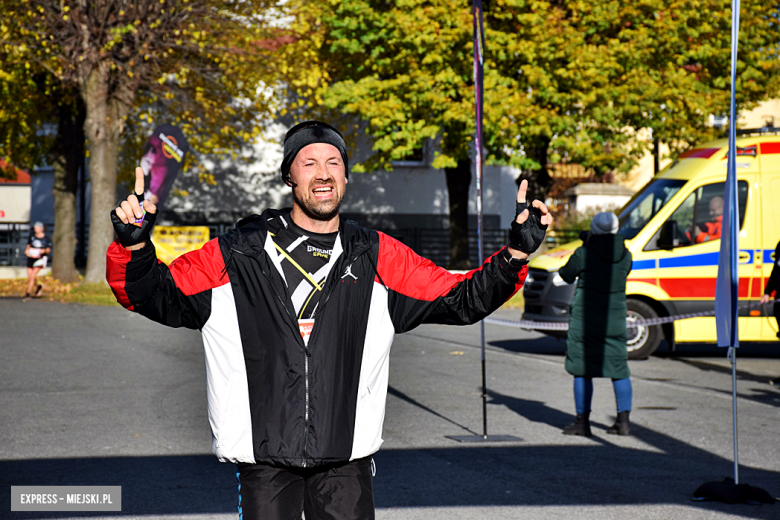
(558, 211, 633, 436)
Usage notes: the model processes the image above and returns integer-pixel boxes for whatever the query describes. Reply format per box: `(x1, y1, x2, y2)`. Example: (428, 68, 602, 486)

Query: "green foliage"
(0, 48, 56, 177)
(481, 0, 780, 176)
(287, 0, 780, 189)
(307, 0, 475, 172)
(1, 1, 285, 186)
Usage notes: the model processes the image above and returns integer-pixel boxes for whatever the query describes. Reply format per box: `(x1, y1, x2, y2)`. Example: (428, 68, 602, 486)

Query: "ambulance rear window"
(618, 179, 686, 240)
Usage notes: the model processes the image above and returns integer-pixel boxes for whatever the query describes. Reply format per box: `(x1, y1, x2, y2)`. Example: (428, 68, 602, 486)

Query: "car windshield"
(618, 179, 686, 240)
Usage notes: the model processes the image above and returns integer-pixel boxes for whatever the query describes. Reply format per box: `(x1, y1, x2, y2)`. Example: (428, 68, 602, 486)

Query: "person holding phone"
(106, 121, 553, 520)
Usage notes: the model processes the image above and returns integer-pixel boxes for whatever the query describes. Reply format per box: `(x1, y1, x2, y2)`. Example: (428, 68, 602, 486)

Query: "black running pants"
(236, 457, 375, 520)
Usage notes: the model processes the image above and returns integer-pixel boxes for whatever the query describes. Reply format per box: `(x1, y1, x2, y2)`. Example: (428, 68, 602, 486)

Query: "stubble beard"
(293, 182, 344, 222)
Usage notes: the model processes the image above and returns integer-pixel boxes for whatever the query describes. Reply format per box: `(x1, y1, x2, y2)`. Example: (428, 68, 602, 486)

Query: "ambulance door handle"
(738, 251, 750, 263)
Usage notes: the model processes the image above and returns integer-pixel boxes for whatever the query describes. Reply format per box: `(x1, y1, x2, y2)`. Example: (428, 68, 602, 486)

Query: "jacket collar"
(233, 208, 368, 258)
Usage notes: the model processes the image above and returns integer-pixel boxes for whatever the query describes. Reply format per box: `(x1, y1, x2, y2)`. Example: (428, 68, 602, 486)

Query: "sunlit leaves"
(288, 0, 779, 195)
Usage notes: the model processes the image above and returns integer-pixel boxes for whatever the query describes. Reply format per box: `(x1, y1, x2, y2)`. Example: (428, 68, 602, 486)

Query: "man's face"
(288, 143, 347, 222)
(709, 197, 724, 219)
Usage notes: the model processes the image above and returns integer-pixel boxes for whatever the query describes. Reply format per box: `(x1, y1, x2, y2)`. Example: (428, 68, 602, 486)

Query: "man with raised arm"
(107, 121, 551, 520)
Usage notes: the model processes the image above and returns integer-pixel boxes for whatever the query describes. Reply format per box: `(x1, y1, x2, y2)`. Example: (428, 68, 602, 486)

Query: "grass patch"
(0, 275, 120, 306)
(62, 283, 121, 306)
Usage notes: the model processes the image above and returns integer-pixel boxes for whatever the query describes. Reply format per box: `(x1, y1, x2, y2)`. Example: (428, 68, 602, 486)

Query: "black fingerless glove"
(509, 204, 547, 254)
(110, 196, 157, 248)
(515, 201, 528, 220)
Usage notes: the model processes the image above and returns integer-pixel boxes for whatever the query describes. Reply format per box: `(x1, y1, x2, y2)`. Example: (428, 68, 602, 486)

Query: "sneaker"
(34, 284, 43, 297)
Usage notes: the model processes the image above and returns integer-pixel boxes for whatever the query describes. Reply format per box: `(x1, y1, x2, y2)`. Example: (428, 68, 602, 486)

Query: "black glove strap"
(509, 205, 547, 254)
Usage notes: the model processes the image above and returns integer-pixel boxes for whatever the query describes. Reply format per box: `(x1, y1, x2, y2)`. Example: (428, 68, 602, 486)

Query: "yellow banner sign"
(151, 226, 210, 265)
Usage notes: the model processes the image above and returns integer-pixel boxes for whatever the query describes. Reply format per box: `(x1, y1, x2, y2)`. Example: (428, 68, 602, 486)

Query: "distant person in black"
(25, 221, 52, 298)
(761, 239, 780, 385)
(760, 239, 780, 338)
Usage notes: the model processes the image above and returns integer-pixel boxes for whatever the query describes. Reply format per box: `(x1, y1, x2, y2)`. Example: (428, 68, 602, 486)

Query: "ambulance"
(521, 129, 780, 359)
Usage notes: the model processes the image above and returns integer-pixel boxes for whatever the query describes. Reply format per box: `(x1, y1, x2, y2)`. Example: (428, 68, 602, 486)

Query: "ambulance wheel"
(626, 299, 661, 360)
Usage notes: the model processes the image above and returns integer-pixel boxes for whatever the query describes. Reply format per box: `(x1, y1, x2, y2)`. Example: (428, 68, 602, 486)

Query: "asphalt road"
(1, 298, 779, 519)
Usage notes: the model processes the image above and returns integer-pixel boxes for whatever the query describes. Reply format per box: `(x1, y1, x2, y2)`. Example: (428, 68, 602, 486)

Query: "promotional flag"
(140, 124, 189, 212)
(714, 0, 741, 349)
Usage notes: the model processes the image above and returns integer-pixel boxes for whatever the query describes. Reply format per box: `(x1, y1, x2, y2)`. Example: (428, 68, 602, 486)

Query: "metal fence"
(0, 223, 41, 267)
(0, 222, 510, 268)
(383, 228, 508, 267)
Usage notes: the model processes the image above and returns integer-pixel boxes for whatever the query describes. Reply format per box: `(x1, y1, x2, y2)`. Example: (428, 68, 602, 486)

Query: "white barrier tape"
(485, 318, 569, 331)
(486, 299, 780, 332)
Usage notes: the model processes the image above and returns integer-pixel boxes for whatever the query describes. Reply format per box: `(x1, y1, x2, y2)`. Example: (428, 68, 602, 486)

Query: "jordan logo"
(341, 264, 358, 282)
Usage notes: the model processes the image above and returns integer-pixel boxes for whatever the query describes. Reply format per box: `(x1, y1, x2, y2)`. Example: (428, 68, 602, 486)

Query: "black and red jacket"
(106, 208, 527, 467)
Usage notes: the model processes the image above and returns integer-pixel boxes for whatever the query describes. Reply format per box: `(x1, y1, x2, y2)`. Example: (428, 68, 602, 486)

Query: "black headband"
(281, 121, 349, 184)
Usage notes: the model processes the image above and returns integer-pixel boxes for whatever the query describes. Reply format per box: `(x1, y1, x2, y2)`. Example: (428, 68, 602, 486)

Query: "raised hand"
(110, 167, 158, 250)
(508, 179, 553, 259)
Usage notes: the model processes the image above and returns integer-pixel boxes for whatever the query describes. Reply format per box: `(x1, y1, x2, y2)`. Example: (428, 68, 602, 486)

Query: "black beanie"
(281, 121, 349, 185)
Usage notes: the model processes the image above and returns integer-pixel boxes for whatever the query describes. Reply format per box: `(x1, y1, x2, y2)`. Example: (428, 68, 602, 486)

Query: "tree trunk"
(445, 158, 472, 270)
(81, 66, 132, 284)
(50, 98, 86, 283)
(516, 138, 552, 203)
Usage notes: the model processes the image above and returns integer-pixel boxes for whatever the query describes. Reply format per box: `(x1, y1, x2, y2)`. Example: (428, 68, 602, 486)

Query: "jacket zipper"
(231, 246, 313, 466)
(230, 243, 370, 468)
(299, 248, 371, 467)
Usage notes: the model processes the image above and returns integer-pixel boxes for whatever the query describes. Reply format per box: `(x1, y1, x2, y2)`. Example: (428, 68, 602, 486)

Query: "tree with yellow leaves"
(4, 0, 282, 283)
(284, 0, 780, 268)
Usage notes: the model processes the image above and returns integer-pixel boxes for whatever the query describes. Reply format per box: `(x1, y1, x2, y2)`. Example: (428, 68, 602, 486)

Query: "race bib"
(298, 319, 315, 347)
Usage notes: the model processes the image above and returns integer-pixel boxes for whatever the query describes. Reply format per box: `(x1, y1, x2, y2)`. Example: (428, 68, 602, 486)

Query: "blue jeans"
(574, 377, 632, 415)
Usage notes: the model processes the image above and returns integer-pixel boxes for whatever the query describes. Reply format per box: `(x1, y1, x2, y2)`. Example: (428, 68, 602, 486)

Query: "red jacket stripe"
(106, 240, 134, 310)
(375, 232, 467, 301)
(168, 238, 229, 296)
(375, 232, 522, 301)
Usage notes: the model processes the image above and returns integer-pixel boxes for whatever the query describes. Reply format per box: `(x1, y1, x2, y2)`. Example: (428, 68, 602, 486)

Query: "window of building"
(392, 140, 428, 167)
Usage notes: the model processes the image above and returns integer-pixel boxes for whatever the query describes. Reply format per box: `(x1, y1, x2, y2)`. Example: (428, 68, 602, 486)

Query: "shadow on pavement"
(388, 386, 479, 437)
(655, 342, 780, 359)
(486, 389, 590, 433)
(673, 357, 779, 385)
(488, 337, 566, 355)
(1, 455, 237, 518)
(3, 437, 777, 519)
